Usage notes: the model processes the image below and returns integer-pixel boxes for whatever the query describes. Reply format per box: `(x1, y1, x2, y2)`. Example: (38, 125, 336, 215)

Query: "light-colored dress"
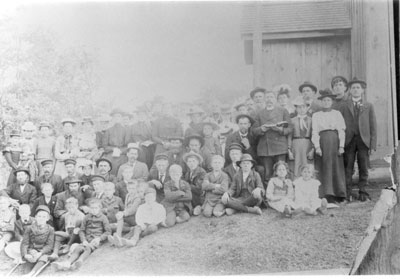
(266, 177, 296, 212)
(293, 177, 322, 211)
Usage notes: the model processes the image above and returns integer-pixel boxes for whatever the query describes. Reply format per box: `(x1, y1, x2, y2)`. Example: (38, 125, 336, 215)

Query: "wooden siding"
(259, 36, 351, 94)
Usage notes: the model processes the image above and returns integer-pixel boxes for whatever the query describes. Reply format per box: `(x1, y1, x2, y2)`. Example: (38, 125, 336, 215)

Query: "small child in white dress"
(293, 164, 328, 215)
(266, 161, 296, 217)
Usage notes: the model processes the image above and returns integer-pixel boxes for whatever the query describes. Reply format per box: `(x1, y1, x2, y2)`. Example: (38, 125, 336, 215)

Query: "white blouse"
(311, 110, 345, 149)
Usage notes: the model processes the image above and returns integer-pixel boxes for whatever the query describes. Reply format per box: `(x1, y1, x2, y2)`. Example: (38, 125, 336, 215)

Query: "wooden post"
(349, 149, 400, 274)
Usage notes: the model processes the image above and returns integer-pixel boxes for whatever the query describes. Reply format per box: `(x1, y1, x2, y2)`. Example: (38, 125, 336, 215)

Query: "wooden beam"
(241, 29, 350, 41)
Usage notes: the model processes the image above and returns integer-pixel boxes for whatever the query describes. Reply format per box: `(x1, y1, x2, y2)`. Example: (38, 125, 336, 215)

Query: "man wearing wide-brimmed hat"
(297, 81, 322, 116)
(221, 154, 264, 215)
(96, 158, 117, 183)
(339, 77, 377, 202)
(5, 167, 37, 209)
(102, 108, 129, 176)
(54, 118, 80, 178)
(249, 87, 267, 114)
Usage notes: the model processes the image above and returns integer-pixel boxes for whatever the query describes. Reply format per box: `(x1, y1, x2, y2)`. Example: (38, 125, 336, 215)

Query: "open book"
(263, 121, 289, 128)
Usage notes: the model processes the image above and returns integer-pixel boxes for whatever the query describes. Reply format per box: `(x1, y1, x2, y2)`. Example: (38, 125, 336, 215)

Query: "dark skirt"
(315, 131, 346, 199)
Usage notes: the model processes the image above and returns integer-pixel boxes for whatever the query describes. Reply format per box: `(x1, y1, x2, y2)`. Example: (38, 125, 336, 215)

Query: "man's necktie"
(159, 174, 164, 183)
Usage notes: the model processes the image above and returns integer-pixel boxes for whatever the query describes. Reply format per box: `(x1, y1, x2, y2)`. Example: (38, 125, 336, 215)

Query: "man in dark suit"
(148, 153, 171, 203)
(224, 114, 257, 166)
(252, 91, 292, 184)
(339, 77, 377, 202)
(296, 81, 322, 116)
(5, 167, 37, 210)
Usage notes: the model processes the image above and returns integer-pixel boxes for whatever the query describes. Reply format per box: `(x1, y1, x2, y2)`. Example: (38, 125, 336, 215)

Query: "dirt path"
(1, 182, 386, 276)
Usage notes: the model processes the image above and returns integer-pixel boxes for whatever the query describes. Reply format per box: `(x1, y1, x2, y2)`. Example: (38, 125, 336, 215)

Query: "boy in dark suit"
(339, 78, 377, 202)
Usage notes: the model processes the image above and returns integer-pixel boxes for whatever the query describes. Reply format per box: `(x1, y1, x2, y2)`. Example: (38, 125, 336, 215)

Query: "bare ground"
(0, 180, 389, 276)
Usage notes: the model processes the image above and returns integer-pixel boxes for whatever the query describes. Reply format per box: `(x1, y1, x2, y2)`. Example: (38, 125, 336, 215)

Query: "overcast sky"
(12, 1, 253, 107)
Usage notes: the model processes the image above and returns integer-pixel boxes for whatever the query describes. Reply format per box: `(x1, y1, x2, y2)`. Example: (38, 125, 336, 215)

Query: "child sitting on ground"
(0, 196, 15, 252)
(293, 164, 328, 215)
(32, 183, 57, 228)
(202, 155, 229, 217)
(162, 164, 192, 227)
(101, 182, 124, 233)
(48, 197, 85, 261)
(14, 204, 34, 242)
(52, 198, 111, 271)
(108, 180, 145, 246)
(182, 151, 206, 216)
(119, 187, 166, 247)
(266, 161, 296, 218)
(21, 205, 54, 276)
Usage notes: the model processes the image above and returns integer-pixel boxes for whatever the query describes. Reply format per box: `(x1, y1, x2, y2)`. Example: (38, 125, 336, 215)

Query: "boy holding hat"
(21, 205, 54, 276)
(118, 187, 166, 247)
(221, 154, 263, 215)
(182, 151, 207, 216)
(35, 159, 63, 195)
(5, 167, 37, 209)
(202, 155, 229, 217)
(148, 153, 171, 203)
(54, 118, 79, 178)
(116, 143, 149, 181)
(339, 78, 377, 202)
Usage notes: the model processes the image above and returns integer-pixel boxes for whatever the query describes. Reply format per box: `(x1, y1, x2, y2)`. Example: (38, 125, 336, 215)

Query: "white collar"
(352, 97, 362, 103)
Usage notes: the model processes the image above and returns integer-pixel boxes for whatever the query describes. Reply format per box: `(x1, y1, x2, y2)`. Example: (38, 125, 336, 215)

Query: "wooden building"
(241, 0, 397, 159)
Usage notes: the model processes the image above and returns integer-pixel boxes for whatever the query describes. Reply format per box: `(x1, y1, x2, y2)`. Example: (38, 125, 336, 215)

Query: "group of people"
(0, 75, 377, 275)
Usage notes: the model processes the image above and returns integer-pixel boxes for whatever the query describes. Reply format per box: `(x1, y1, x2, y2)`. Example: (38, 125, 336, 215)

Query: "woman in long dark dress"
(3, 130, 22, 186)
(311, 89, 347, 203)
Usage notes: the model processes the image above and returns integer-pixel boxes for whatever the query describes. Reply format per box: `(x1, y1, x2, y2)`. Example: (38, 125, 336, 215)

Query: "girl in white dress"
(266, 161, 296, 217)
(293, 164, 328, 215)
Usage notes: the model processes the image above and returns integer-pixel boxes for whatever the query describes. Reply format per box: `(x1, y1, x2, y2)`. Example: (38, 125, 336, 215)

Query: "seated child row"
(0, 151, 328, 272)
